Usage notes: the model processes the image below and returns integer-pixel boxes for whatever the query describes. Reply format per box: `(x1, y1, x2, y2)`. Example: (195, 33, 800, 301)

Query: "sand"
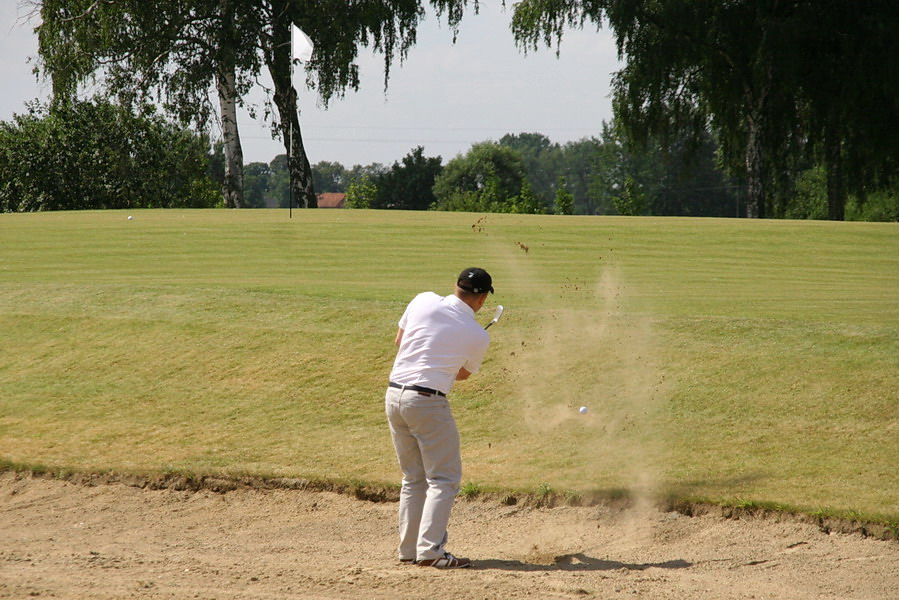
(2, 471, 896, 599)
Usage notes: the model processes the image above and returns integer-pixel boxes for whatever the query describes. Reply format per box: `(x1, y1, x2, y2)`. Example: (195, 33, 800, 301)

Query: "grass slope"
(1, 209, 897, 523)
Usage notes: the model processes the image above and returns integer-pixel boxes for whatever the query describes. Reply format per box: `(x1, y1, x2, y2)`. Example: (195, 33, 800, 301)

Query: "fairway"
(1, 209, 897, 525)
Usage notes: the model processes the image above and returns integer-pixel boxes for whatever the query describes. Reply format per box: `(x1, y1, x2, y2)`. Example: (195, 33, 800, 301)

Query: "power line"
(242, 135, 578, 145)
(239, 127, 603, 144)
(297, 125, 603, 133)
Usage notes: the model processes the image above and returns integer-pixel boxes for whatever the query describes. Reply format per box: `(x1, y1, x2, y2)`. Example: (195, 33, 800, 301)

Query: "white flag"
(292, 25, 314, 63)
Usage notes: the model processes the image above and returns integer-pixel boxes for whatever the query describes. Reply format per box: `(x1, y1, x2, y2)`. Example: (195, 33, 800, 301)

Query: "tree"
(499, 132, 561, 206)
(372, 146, 443, 209)
(243, 162, 275, 208)
(35, 1, 480, 209)
(35, 0, 259, 208)
(215, 0, 250, 208)
(513, 0, 799, 218)
(312, 161, 348, 193)
(268, 154, 291, 208)
(511, 1, 899, 220)
(508, 181, 548, 214)
(554, 176, 574, 215)
(589, 120, 739, 217)
(789, 1, 899, 220)
(229, 0, 479, 208)
(346, 163, 388, 186)
(0, 100, 218, 212)
(207, 141, 226, 192)
(557, 137, 603, 214)
(345, 175, 378, 209)
(433, 142, 530, 212)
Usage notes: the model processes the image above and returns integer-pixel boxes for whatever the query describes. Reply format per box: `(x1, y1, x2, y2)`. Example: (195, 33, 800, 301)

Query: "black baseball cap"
(457, 267, 494, 294)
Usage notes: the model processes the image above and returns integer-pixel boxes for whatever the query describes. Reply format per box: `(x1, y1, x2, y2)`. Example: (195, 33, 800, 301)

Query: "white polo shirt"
(389, 292, 491, 395)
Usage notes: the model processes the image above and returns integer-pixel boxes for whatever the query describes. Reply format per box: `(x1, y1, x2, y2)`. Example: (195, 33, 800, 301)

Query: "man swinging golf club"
(385, 267, 495, 569)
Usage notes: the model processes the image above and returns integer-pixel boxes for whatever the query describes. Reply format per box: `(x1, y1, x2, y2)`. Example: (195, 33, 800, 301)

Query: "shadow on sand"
(475, 553, 692, 572)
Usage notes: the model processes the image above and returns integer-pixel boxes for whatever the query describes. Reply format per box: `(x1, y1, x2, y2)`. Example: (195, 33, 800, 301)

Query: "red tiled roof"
(317, 193, 346, 208)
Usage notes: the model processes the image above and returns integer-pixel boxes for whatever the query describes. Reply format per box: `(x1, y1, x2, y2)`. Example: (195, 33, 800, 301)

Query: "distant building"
(317, 193, 346, 208)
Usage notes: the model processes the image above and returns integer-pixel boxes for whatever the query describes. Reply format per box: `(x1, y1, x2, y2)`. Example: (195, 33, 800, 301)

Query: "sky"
(1, 1, 621, 167)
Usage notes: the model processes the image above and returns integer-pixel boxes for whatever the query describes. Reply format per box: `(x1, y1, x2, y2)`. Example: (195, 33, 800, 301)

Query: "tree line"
(240, 130, 743, 216)
(3, 99, 896, 220)
(0, 100, 220, 212)
(237, 127, 896, 220)
(3, 1, 898, 220)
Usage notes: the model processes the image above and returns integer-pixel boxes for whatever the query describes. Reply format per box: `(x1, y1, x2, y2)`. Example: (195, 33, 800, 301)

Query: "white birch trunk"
(216, 67, 244, 208)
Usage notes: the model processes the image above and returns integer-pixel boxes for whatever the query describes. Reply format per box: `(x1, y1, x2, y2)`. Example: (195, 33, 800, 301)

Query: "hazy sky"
(1, 1, 621, 167)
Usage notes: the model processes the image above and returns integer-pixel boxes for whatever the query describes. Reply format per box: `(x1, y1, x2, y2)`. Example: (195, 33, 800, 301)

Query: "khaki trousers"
(385, 386, 462, 561)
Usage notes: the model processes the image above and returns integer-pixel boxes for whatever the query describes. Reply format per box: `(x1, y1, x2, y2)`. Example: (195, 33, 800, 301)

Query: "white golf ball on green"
(579, 406, 588, 414)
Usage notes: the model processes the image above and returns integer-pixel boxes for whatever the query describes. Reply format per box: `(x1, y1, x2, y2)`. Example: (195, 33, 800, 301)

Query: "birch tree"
(35, 0, 259, 207)
(34, 0, 479, 210)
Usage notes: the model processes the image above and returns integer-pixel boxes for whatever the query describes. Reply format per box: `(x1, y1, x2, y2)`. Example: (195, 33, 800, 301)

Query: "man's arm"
(395, 328, 404, 347)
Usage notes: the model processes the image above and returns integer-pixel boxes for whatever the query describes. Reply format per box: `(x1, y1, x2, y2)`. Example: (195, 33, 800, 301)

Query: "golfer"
(385, 267, 494, 569)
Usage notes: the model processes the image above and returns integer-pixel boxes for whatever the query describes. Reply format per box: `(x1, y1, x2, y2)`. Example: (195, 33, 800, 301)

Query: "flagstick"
(289, 121, 293, 218)
(288, 26, 293, 219)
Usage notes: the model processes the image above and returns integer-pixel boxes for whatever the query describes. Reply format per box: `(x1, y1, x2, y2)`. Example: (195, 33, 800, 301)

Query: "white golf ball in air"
(579, 406, 588, 414)
(128, 215, 133, 220)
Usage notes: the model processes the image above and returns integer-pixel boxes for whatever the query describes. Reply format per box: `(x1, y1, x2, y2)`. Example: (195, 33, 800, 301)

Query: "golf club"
(484, 304, 504, 329)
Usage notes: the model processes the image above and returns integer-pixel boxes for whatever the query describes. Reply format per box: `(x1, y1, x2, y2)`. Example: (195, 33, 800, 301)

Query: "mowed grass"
(1, 209, 897, 523)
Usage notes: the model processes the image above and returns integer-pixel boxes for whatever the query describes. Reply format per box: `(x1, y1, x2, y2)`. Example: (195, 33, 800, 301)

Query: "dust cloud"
(497, 243, 668, 534)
